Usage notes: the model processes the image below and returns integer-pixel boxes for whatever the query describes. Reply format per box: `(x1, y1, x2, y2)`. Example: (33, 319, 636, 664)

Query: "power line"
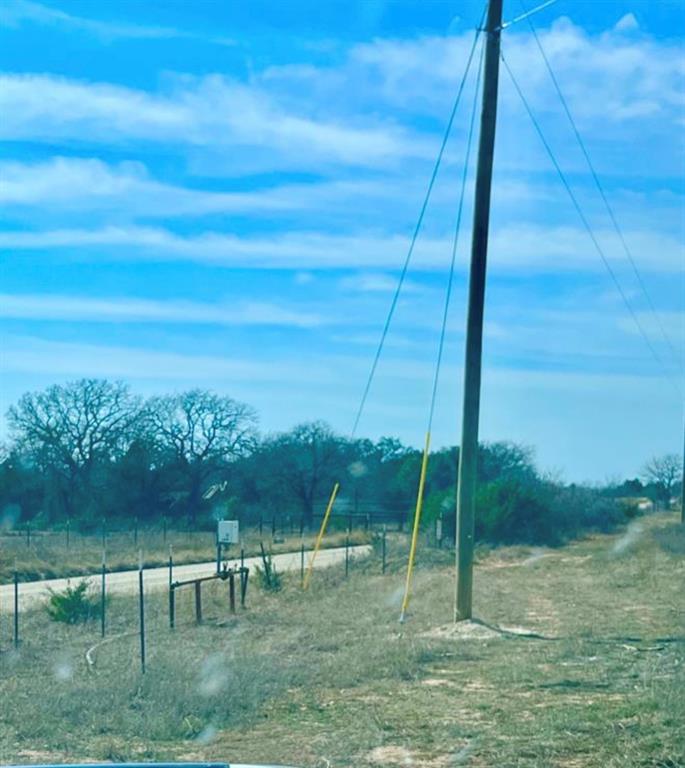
(517, 0, 683, 375)
(428, 40, 485, 434)
(500, 48, 683, 398)
(350, 13, 485, 437)
(398, 38, 485, 625)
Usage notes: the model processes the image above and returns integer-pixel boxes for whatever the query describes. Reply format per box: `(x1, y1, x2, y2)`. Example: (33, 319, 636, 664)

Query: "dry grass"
(1, 512, 683, 767)
(0, 526, 371, 582)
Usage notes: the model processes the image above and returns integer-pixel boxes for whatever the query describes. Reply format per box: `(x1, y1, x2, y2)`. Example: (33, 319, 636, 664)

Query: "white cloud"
(339, 272, 424, 293)
(1, 223, 680, 275)
(0, 333, 325, 382)
(614, 13, 639, 32)
(0, 0, 236, 44)
(0, 73, 429, 169)
(0, 293, 325, 328)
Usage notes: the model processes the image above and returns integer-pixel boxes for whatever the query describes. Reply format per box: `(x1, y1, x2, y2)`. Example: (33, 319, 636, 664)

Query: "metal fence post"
(345, 536, 350, 578)
(138, 550, 146, 673)
(194, 581, 203, 624)
(13, 570, 19, 649)
(382, 525, 387, 574)
(240, 567, 249, 607)
(169, 584, 176, 629)
(300, 541, 305, 587)
(101, 552, 106, 638)
(229, 571, 236, 614)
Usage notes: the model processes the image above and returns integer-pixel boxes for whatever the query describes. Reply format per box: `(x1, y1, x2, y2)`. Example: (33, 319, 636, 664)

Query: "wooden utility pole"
(681, 420, 684, 524)
(455, 0, 503, 622)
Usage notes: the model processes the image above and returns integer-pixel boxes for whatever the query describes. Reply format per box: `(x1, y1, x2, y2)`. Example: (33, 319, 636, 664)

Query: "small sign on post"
(217, 520, 239, 545)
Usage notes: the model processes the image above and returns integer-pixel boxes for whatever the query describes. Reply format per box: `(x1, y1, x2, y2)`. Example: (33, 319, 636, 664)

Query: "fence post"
(382, 525, 387, 574)
(229, 571, 236, 614)
(300, 541, 305, 587)
(194, 581, 203, 624)
(134, 516, 138, 546)
(138, 550, 146, 673)
(26, 523, 30, 548)
(101, 552, 106, 638)
(13, 570, 19, 649)
(259, 516, 263, 536)
(271, 517, 276, 538)
(66, 517, 70, 550)
(101, 517, 107, 550)
(240, 567, 249, 607)
(169, 582, 176, 629)
(345, 536, 350, 578)
(163, 516, 167, 543)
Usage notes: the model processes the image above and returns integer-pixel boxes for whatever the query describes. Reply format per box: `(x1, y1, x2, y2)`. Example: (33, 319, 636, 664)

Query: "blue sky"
(0, 0, 683, 482)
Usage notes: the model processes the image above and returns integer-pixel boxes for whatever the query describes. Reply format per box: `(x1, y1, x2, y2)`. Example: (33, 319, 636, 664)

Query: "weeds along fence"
(0, 526, 421, 671)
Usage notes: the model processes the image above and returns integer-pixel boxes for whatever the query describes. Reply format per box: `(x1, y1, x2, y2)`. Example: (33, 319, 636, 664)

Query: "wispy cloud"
(0, 0, 236, 44)
(1, 223, 680, 275)
(0, 73, 429, 169)
(0, 293, 325, 328)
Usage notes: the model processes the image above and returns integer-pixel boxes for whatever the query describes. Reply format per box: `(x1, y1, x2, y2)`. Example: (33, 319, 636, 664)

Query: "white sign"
(217, 519, 239, 545)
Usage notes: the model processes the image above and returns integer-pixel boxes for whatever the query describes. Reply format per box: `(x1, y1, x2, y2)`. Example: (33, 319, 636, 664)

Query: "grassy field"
(0, 526, 371, 582)
(1, 512, 683, 767)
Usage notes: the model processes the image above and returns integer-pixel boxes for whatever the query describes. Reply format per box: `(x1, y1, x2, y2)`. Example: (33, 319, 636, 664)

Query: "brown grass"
(1, 512, 683, 767)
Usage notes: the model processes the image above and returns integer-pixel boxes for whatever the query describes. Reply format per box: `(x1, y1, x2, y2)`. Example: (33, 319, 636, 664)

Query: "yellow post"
(399, 431, 431, 622)
(303, 482, 340, 590)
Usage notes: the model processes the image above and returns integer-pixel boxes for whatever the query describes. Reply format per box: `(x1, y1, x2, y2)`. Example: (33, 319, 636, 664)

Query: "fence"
(0, 528, 397, 665)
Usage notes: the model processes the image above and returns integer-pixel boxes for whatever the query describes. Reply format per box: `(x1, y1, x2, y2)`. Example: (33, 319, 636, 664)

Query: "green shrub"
(46, 579, 102, 623)
(254, 551, 282, 592)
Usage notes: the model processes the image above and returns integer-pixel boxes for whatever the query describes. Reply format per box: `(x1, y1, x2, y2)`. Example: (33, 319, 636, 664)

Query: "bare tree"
(144, 389, 257, 524)
(255, 422, 349, 529)
(642, 454, 682, 508)
(7, 379, 141, 519)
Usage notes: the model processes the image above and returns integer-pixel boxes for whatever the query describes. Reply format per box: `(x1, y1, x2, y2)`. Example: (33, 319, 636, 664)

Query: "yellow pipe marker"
(399, 430, 431, 623)
(303, 481, 340, 590)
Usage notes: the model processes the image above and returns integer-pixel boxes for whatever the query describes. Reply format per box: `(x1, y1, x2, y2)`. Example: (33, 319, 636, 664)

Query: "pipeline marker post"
(303, 482, 340, 590)
(138, 550, 146, 673)
(100, 551, 106, 638)
(13, 570, 19, 649)
(399, 431, 431, 623)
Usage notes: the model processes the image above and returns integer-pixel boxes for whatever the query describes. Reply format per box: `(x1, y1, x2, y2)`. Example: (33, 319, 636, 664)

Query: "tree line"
(0, 379, 680, 545)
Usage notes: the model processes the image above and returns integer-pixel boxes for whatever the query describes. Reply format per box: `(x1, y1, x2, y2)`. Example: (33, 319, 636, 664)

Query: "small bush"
(46, 579, 102, 623)
(254, 551, 282, 592)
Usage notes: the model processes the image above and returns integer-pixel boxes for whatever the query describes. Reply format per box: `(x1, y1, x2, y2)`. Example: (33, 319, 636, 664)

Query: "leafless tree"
(144, 389, 257, 524)
(7, 379, 141, 518)
(642, 453, 682, 507)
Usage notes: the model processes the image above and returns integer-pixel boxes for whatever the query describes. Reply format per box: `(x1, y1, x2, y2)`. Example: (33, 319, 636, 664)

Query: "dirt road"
(0, 544, 371, 613)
